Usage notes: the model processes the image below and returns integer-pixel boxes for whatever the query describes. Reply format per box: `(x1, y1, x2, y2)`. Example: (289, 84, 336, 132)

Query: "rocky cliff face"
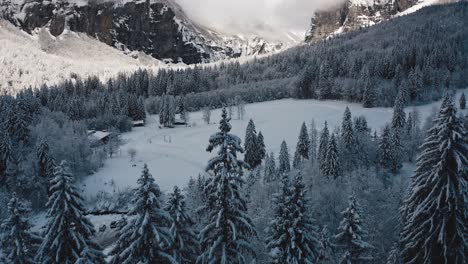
(305, 0, 418, 41)
(1, 0, 285, 64)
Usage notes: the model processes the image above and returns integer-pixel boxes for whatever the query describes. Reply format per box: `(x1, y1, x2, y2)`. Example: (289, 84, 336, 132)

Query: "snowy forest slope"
(0, 20, 162, 93)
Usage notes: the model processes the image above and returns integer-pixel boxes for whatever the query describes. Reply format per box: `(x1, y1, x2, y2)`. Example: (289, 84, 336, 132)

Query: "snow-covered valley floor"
(80, 89, 468, 198)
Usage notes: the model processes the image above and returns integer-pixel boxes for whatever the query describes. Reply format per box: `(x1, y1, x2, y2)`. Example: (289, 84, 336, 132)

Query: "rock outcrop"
(305, 0, 418, 42)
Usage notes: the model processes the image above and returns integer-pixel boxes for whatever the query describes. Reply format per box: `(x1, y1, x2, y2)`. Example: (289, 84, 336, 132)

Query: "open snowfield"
(80, 88, 468, 197)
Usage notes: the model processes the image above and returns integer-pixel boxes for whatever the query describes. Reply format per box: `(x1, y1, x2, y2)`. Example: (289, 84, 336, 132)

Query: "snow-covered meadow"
(80, 89, 468, 197)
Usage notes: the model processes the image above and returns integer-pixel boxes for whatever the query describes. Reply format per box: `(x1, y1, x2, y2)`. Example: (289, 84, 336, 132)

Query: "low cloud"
(175, 0, 345, 39)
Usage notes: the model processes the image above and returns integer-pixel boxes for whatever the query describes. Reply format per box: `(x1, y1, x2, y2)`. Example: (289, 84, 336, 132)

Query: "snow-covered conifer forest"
(0, 1, 467, 263)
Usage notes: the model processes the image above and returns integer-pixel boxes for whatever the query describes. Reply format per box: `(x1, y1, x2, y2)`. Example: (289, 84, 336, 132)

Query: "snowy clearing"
(80, 88, 468, 197)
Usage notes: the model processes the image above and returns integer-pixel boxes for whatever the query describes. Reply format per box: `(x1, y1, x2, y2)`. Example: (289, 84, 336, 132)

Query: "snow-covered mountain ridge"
(0, 0, 290, 64)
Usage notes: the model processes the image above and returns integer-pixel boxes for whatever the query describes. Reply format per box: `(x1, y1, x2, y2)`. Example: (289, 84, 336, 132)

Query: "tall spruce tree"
(309, 119, 319, 164)
(460, 92, 466, 110)
(296, 122, 310, 161)
(400, 95, 468, 264)
(391, 94, 406, 130)
(165, 186, 199, 263)
(36, 140, 55, 181)
(379, 125, 396, 172)
(278, 141, 291, 175)
(244, 119, 261, 168)
(110, 164, 174, 264)
(257, 131, 266, 161)
(264, 152, 277, 183)
(318, 61, 332, 100)
(35, 161, 105, 264)
(0, 131, 12, 184)
(198, 108, 257, 263)
(361, 68, 376, 108)
(341, 107, 355, 149)
(334, 193, 373, 263)
(323, 134, 340, 179)
(1, 195, 41, 264)
(318, 122, 330, 176)
(266, 175, 320, 263)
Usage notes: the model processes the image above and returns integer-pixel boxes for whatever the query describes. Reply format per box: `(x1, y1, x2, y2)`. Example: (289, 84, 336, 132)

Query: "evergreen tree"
(379, 125, 396, 172)
(318, 226, 333, 264)
(198, 108, 257, 263)
(264, 152, 277, 183)
(341, 107, 355, 149)
(292, 148, 302, 169)
(244, 119, 261, 168)
(361, 69, 376, 108)
(296, 122, 310, 161)
(266, 175, 320, 263)
(257, 131, 266, 161)
(74, 247, 106, 264)
(390, 128, 403, 173)
(460, 92, 466, 110)
(36, 139, 54, 179)
(391, 94, 406, 130)
(110, 164, 174, 264)
(400, 95, 468, 264)
(165, 186, 199, 263)
(278, 140, 291, 175)
(318, 122, 330, 176)
(323, 134, 340, 179)
(309, 119, 319, 164)
(0, 131, 12, 183)
(318, 62, 332, 100)
(1, 195, 41, 264)
(334, 193, 373, 263)
(35, 161, 104, 264)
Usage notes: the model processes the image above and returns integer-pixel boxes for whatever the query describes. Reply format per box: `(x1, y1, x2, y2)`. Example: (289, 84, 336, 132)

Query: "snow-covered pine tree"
(390, 128, 403, 173)
(318, 122, 330, 175)
(278, 140, 291, 175)
(1, 195, 41, 264)
(341, 107, 355, 149)
(36, 139, 55, 181)
(318, 61, 332, 100)
(309, 119, 319, 164)
(391, 94, 406, 130)
(292, 148, 302, 169)
(460, 92, 466, 109)
(244, 119, 261, 168)
(379, 125, 396, 172)
(318, 226, 333, 264)
(74, 247, 106, 264)
(323, 134, 340, 179)
(35, 161, 105, 264)
(110, 164, 174, 264)
(165, 186, 199, 263)
(266, 175, 320, 263)
(361, 68, 375, 108)
(354, 116, 369, 134)
(296, 122, 310, 161)
(257, 131, 266, 161)
(264, 152, 277, 183)
(334, 193, 373, 263)
(400, 95, 468, 264)
(198, 108, 256, 263)
(0, 131, 12, 183)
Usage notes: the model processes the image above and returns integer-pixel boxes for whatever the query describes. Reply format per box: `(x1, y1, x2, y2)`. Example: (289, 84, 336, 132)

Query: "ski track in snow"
(80, 88, 468, 198)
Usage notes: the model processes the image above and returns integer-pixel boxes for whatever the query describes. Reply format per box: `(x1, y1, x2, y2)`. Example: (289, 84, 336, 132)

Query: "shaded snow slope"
(80, 88, 468, 197)
(0, 20, 162, 93)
